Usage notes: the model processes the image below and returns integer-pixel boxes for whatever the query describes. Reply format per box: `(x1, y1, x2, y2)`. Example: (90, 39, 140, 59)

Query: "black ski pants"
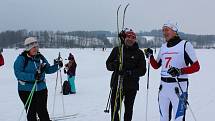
(111, 88, 137, 121)
(18, 89, 51, 121)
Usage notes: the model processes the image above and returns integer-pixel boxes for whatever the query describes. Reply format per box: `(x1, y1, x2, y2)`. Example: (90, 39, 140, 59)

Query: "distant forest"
(0, 29, 214, 48)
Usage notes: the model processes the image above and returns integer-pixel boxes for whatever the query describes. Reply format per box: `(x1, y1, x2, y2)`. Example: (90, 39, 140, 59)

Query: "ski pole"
(18, 62, 42, 121)
(52, 52, 65, 118)
(52, 69, 58, 117)
(104, 88, 112, 113)
(18, 81, 37, 121)
(119, 77, 124, 121)
(59, 68, 66, 117)
(26, 83, 36, 115)
(175, 77, 197, 121)
(145, 58, 150, 121)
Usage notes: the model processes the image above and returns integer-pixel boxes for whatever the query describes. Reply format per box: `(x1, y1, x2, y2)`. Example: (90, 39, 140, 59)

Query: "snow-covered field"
(0, 48, 214, 121)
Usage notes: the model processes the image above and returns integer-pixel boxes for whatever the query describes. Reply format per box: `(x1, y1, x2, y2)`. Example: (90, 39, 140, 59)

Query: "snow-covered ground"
(0, 48, 214, 121)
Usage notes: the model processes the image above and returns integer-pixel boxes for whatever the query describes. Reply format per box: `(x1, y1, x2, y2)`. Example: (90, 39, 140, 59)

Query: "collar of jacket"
(124, 42, 139, 50)
(167, 36, 182, 47)
(21, 51, 42, 62)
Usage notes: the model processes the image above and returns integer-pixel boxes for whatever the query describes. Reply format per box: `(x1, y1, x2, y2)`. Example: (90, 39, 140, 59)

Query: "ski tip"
(117, 4, 122, 9)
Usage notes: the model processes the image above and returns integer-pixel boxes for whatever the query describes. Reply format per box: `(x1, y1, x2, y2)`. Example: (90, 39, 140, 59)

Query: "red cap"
(125, 29, 136, 39)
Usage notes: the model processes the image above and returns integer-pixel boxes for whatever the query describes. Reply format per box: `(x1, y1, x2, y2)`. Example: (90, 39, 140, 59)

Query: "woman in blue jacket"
(14, 37, 63, 121)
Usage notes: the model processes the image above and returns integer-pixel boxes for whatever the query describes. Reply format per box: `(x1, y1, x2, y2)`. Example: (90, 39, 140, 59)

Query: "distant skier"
(14, 37, 63, 121)
(145, 21, 200, 121)
(64, 53, 77, 94)
(106, 28, 146, 121)
(0, 48, 4, 67)
(102, 47, 106, 51)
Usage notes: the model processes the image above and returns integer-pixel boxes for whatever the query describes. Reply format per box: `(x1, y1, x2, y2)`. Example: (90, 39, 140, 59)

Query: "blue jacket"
(14, 52, 58, 91)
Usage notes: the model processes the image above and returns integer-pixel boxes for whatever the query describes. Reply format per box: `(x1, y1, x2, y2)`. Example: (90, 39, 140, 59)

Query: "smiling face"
(28, 45, 39, 56)
(162, 26, 177, 42)
(124, 35, 136, 46)
(124, 30, 136, 46)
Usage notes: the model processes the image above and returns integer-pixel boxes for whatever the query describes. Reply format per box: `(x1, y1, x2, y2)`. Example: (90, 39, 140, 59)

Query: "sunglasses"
(126, 35, 136, 39)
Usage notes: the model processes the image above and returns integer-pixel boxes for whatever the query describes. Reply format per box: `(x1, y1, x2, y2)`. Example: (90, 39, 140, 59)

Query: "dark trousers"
(18, 89, 51, 121)
(111, 88, 137, 121)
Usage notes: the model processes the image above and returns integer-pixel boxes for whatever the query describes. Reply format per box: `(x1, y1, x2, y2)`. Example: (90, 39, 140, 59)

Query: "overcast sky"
(0, 0, 214, 34)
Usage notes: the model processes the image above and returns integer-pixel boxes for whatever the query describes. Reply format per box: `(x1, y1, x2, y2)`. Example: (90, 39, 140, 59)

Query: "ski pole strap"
(161, 77, 188, 83)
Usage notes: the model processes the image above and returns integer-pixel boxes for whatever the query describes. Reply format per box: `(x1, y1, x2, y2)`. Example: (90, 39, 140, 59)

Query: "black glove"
(40, 63, 47, 73)
(144, 48, 153, 58)
(118, 69, 132, 77)
(35, 63, 46, 81)
(58, 60, 63, 67)
(109, 60, 120, 71)
(118, 69, 124, 76)
(64, 68, 67, 74)
(167, 67, 181, 77)
(35, 70, 41, 81)
(118, 30, 126, 43)
(54, 59, 63, 68)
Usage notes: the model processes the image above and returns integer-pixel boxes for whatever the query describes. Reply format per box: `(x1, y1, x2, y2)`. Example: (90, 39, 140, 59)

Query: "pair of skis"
(51, 113, 79, 121)
(112, 5, 130, 121)
(104, 3, 130, 121)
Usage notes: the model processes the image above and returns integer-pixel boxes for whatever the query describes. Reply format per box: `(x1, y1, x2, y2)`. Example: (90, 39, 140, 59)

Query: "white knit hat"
(163, 21, 178, 32)
(24, 37, 39, 51)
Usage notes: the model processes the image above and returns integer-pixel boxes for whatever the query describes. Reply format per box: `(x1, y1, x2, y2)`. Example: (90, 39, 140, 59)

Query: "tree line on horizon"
(0, 29, 214, 49)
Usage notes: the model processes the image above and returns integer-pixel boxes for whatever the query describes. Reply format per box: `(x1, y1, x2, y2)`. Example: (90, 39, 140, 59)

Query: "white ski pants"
(158, 80, 188, 121)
